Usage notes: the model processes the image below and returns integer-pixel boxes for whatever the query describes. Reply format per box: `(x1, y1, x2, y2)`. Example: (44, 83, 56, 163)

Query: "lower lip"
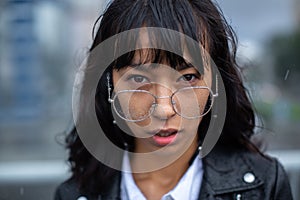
(152, 133, 178, 146)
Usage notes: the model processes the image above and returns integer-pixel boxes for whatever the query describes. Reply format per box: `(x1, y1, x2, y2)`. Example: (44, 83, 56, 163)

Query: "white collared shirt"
(121, 152, 203, 200)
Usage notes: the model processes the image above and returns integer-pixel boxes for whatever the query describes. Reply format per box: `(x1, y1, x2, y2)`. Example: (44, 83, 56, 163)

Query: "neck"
(130, 140, 198, 199)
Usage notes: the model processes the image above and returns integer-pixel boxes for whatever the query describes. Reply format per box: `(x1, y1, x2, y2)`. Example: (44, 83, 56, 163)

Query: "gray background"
(0, 0, 299, 199)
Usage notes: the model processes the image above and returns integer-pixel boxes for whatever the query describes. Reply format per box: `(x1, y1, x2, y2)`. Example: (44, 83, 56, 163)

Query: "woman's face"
(112, 51, 212, 156)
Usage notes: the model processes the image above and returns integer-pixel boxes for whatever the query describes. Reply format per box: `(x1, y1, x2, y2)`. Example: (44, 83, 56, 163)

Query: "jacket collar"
(98, 173, 121, 200)
(98, 146, 264, 200)
(199, 145, 264, 199)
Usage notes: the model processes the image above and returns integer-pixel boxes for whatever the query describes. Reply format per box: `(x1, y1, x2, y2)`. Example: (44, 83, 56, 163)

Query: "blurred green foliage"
(252, 28, 300, 124)
(291, 103, 300, 121)
(268, 28, 300, 89)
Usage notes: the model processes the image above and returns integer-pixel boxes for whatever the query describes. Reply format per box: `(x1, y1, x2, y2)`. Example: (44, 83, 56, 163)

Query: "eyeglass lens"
(113, 88, 212, 121)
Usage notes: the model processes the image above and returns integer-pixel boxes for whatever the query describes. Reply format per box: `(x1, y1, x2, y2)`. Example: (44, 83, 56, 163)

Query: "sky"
(216, 0, 297, 43)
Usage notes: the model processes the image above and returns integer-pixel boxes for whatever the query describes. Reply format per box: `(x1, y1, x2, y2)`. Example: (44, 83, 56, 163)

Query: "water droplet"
(20, 187, 24, 196)
(284, 69, 290, 80)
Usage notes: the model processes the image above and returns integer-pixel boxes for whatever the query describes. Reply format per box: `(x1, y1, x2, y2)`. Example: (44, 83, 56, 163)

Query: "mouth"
(152, 129, 179, 146)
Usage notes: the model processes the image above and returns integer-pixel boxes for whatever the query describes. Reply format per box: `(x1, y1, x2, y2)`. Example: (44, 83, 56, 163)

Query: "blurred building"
(296, 0, 300, 25)
(0, 0, 110, 164)
(0, 0, 101, 199)
(0, 0, 107, 124)
(0, 0, 43, 121)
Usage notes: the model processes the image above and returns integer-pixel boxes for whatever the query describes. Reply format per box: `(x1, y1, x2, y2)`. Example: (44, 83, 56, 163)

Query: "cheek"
(128, 96, 151, 121)
(126, 122, 149, 138)
(182, 118, 202, 133)
(173, 89, 210, 118)
(196, 91, 210, 113)
(134, 118, 152, 127)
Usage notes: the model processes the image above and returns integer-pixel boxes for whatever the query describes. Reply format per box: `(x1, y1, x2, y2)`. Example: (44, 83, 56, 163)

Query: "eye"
(128, 74, 149, 84)
(178, 74, 199, 82)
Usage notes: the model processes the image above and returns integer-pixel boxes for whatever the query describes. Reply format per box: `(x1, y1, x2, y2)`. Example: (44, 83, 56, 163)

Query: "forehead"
(131, 49, 194, 69)
(135, 29, 200, 62)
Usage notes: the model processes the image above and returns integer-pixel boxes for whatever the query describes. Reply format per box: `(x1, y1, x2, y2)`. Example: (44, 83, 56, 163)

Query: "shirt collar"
(162, 156, 203, 200)
(121, 151, 203, 200)
(121, 151, 146, 200)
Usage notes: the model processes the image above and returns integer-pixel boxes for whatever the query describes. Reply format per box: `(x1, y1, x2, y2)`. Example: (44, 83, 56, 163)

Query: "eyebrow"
(128, 61, 203, 74)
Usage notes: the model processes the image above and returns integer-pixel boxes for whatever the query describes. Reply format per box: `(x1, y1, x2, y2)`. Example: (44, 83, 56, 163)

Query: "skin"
(112, 49, 212, 200)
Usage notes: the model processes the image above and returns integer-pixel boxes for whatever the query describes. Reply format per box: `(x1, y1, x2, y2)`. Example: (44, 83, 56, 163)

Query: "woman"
(55, 0, 293, 199)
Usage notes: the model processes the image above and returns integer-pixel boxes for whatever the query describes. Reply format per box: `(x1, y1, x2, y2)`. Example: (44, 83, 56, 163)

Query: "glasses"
(107, 75, 218, 122)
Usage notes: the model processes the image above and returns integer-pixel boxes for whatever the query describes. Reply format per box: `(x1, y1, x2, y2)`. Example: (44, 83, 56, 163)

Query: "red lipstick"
(152, 129, 178, 146)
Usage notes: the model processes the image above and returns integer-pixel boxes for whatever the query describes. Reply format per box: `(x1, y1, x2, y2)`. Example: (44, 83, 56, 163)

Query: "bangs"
(95, 0, 212, 74)
(113, 49, 204, 75)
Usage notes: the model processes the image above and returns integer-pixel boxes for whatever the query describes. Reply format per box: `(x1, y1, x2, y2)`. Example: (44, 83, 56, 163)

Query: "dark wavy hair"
(66, 0, 258, 197)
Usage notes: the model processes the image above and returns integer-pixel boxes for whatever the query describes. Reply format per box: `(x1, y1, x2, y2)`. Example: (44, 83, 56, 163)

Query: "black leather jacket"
(54, 146, 293, 200)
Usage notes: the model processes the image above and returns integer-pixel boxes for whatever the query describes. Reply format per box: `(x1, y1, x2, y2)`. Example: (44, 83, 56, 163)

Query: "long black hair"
(66, 0, 257, 197)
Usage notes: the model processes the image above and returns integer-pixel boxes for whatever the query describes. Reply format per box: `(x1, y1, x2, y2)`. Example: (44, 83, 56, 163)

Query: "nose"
(152, 86, 176, 120)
